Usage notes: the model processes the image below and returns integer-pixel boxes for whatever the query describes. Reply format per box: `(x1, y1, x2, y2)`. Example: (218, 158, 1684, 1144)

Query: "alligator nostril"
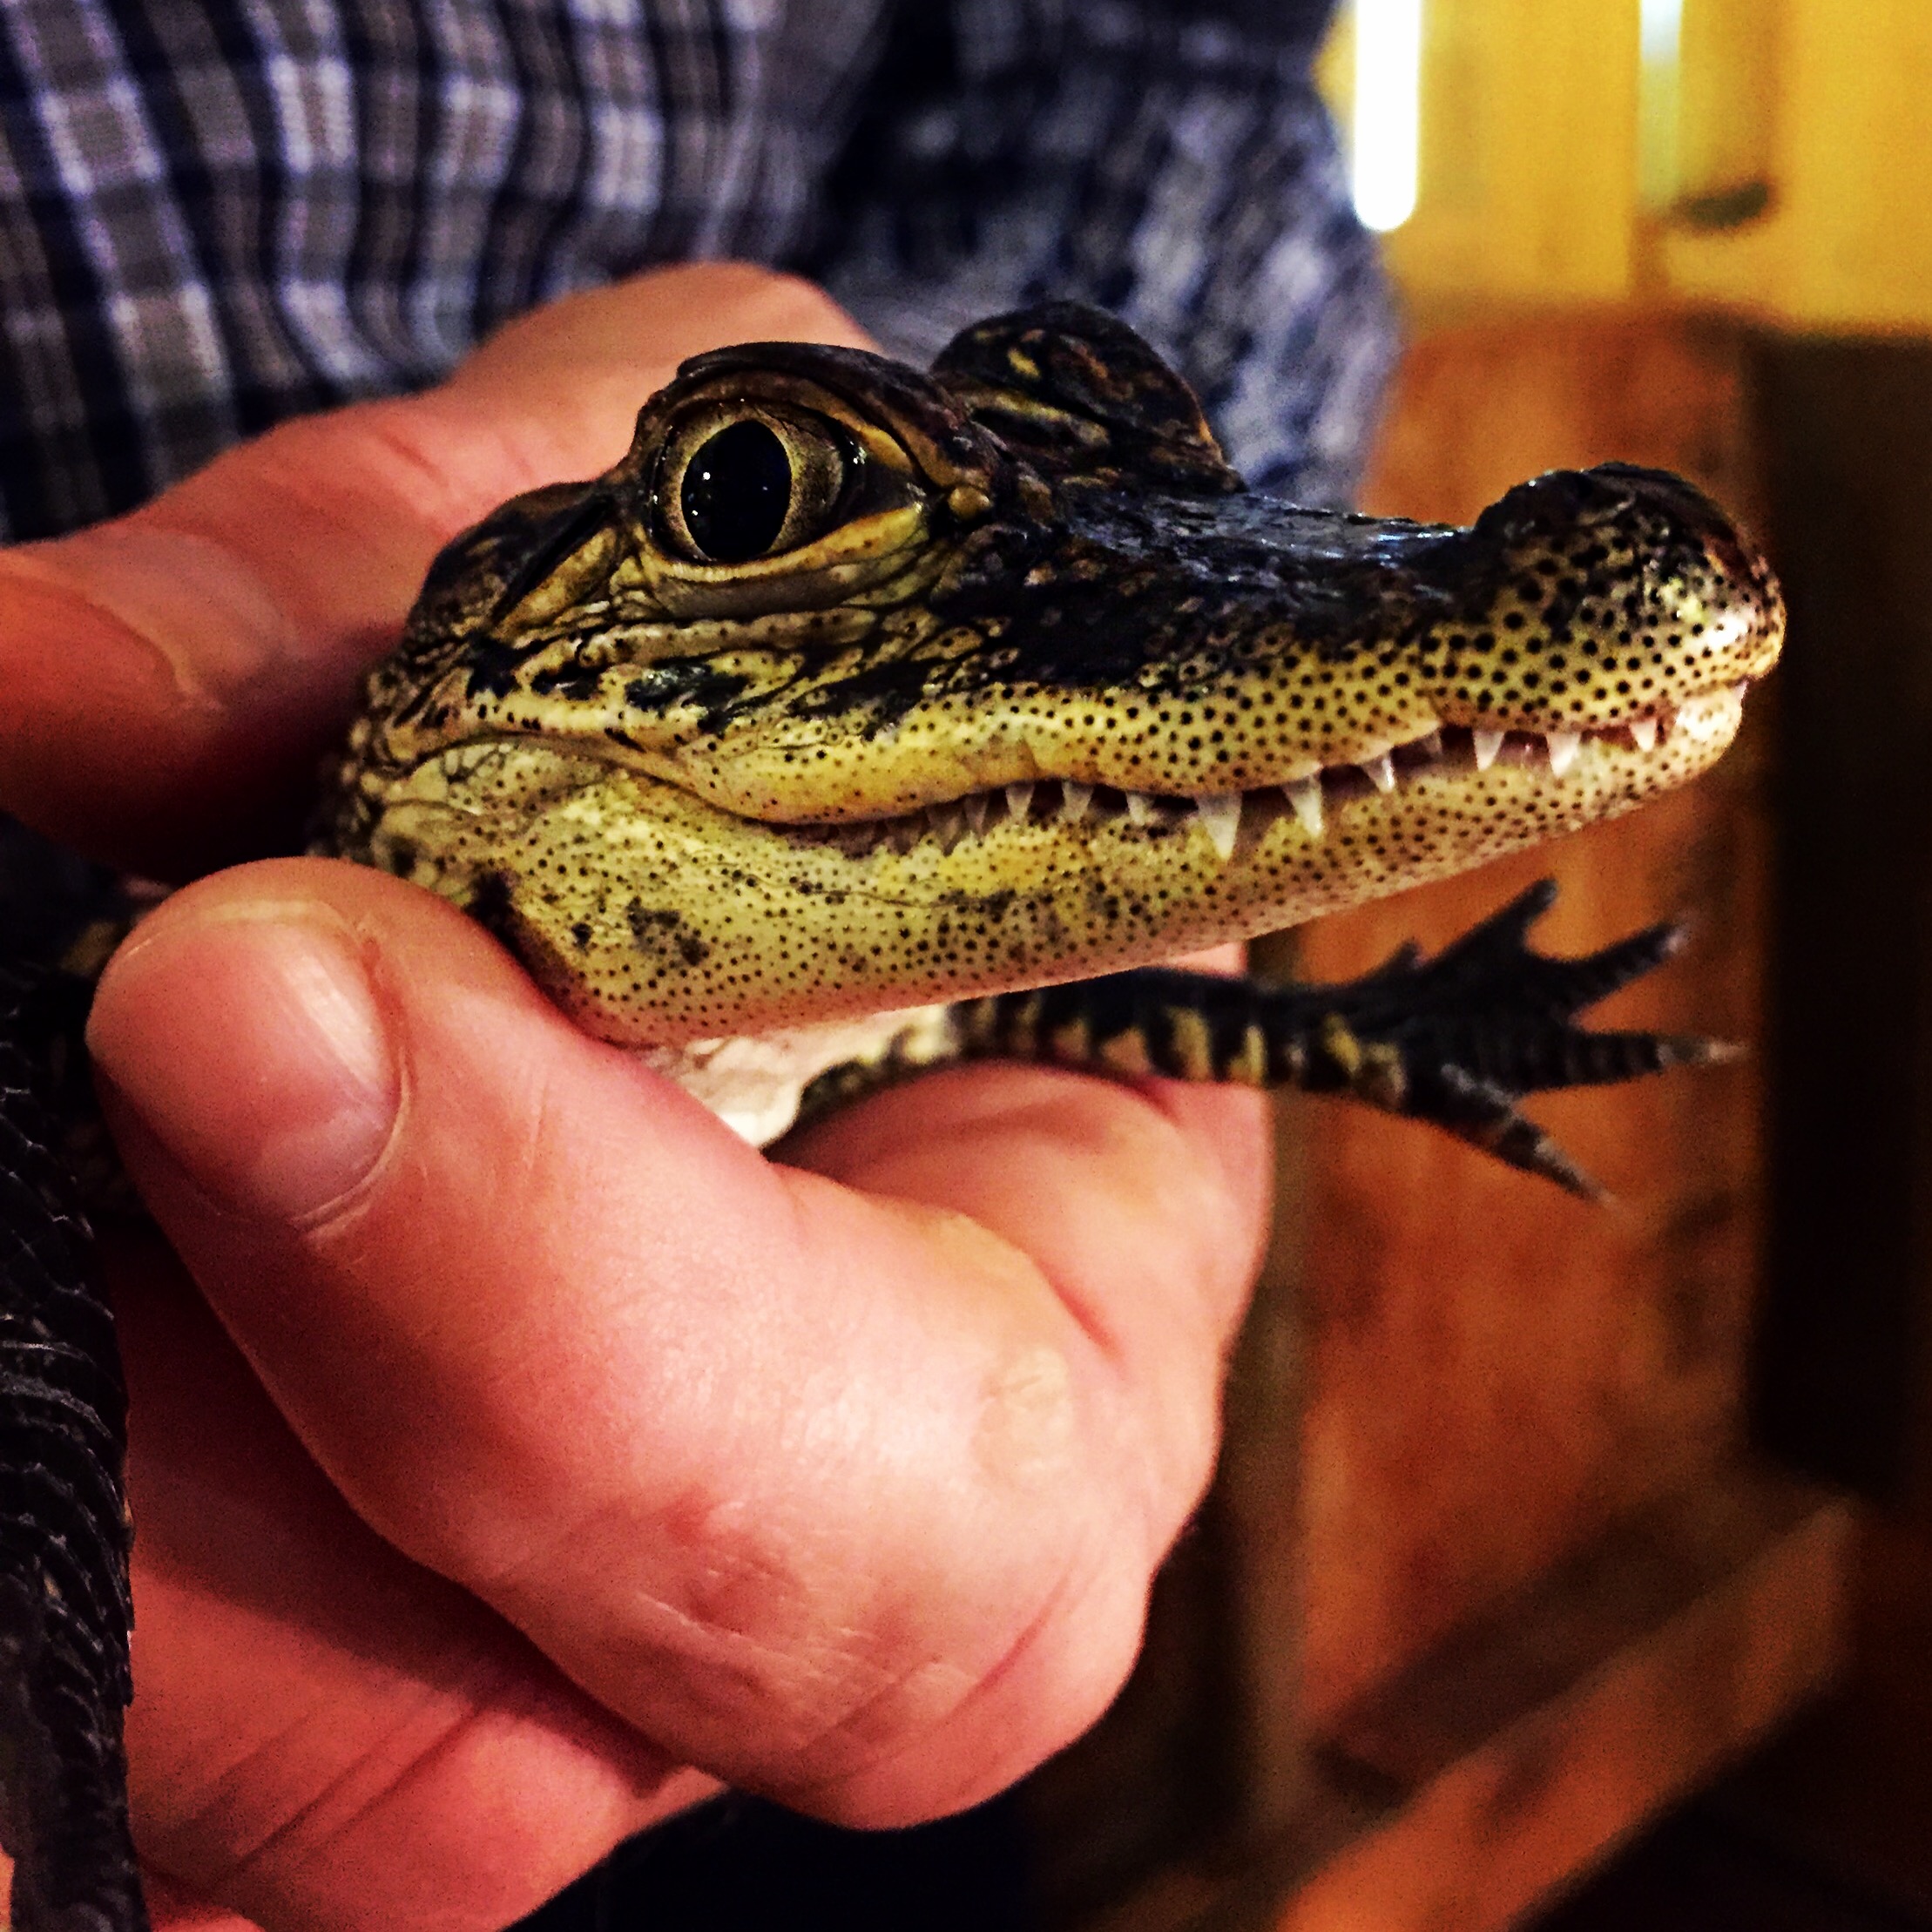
(1473, 463, 1734, 547)
(1473, 469, 1619, 543)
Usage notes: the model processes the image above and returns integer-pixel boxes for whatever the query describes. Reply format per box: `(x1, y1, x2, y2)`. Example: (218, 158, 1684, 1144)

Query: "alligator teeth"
(1194, 792, 1241, 861)
(928, 804, 963, 846)
(1473, 728, 1505, 772)
(1004, 781, 1035, 821)
(1060, 780, 1093, 822)
(1416, 728, 1444, 760)
(1361, 753, 1397, 794)
(1630, 716, 1658, 752)
(1124, 790, 1159, 826)
(1287, 776, 1324, 838)
(963, 793, 989, 834)
(1545, 730, 1582, 777)
(1672, 689, 1743, 742)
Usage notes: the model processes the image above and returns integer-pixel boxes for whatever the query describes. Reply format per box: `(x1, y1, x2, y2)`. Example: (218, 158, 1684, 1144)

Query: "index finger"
(0, 265, 871, 875)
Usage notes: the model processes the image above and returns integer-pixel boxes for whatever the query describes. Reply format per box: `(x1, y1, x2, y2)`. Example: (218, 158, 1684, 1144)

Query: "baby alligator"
(0, 303, 1783, 1928)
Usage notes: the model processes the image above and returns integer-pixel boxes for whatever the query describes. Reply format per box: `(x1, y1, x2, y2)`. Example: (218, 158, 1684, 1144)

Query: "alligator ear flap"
(931, 301, 1242, 494)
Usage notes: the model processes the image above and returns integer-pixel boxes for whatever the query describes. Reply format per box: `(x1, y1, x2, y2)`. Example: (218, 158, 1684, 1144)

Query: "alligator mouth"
(754, 683, 1753, 865)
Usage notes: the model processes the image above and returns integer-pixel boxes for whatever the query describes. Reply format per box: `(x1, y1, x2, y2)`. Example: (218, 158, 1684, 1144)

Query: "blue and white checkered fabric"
(0, 0, 1393, 542)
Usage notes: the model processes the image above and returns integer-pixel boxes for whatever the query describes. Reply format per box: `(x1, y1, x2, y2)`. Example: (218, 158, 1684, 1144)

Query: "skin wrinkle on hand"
(116, 1238, 713, 1924)
(771, 1497, 1146, 1824)
(540, 1542, 919, 1767)
(478, 1306, 1077, 1773)
(93, 899, 404, 1229)
(2, 524, 300, 710)
(976, 1343, 1077, 1487)
(587, 1458, 1131, 1816)
(482, 1255, 1077, 1763)
(170, 1652, 502, 1884)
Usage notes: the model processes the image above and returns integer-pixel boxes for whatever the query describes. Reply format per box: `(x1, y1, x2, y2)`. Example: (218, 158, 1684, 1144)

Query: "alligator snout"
(1433, 463, 1782, 741)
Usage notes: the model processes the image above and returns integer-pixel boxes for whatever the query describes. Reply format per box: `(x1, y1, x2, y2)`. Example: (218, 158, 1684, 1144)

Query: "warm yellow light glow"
(1640, 0, 1684, 64)
(1352, 0, 1423, 233)
(1638, 0, 1685, 208)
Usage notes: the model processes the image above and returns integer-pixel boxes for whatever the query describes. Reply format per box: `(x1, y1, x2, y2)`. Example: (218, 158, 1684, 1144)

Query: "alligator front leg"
(800, 882, 1721, 1197)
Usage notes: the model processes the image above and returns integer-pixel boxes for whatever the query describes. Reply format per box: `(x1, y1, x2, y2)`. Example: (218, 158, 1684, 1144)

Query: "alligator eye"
(656, 407, 854, 564)
(682, 422, 792, 560)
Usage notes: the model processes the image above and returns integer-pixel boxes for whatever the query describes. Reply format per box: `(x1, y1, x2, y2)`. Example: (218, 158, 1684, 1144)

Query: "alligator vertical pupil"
(680, 420, 794, 561)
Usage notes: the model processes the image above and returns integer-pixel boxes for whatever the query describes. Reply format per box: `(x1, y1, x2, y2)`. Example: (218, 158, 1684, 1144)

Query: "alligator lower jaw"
(749, 684, 1751, 865)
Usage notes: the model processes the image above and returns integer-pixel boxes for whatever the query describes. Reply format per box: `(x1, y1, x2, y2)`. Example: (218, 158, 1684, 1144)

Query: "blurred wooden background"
(1317, 0, 1932, 332)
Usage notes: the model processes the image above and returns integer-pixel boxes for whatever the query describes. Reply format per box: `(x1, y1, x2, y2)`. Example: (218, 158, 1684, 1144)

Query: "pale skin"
(0, 265, 1271, 1930)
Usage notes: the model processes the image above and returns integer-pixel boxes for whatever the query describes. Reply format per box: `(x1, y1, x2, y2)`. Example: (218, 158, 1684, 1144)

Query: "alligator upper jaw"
(657, 680, 1755, 861)
(400, 678, 1753, 867)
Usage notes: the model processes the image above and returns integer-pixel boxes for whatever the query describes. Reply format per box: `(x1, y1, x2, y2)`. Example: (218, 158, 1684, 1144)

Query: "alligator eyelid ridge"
(490, 488, 615, 624)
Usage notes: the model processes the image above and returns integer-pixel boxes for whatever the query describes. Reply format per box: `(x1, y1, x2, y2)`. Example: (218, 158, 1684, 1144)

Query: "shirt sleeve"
(805, 0, 1397, 508)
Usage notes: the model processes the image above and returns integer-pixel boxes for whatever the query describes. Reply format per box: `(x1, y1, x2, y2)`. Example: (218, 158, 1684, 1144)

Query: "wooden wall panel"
(1662, 1, 1932, 331)
(1751, 340, 1932, 1496)
(1379, 0, 1640, 306)
(1321, 0, 1932, 329)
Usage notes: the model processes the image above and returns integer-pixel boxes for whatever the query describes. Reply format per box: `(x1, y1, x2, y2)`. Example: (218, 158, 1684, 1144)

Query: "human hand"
(0, 265, 1272, 1930)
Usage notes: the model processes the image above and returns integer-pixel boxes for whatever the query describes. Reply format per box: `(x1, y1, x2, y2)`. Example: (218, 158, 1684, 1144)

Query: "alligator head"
(324, 302, 1784, 1045)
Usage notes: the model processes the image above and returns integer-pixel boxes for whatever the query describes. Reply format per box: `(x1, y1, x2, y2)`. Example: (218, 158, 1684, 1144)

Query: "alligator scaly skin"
(0, 955, 141, 1931)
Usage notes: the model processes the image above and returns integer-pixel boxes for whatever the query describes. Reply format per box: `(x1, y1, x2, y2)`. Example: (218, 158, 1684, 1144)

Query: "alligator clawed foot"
(882, 880, 1729, 1194)
(1288, 878, 1733, 1194)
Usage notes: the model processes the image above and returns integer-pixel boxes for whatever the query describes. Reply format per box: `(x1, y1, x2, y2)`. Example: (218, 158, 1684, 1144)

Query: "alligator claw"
(1428, 1064, 1607, 1199)
(910, 881, 1728, 1194)
(1287, 879, 1730, 1192)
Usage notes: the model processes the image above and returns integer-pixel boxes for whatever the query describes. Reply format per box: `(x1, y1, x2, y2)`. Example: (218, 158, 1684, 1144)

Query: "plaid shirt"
(0, 0, 1390, 544)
